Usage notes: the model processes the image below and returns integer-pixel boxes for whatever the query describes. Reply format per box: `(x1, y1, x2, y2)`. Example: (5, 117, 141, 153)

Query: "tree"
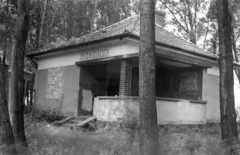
(158, 0, 210, 45)
(96, 0, 132, 28)
(216, 0, 240, 154)
(139, 0, 159, 154)
(206, 0, 240, 94)
(229, 0, 240, 91)
(0, 0, 15, 57)
(205, 1, 218, 54)
(9, 0, 29, 147)
(38, 0, 48, 50)
(0, 58, 17, 155)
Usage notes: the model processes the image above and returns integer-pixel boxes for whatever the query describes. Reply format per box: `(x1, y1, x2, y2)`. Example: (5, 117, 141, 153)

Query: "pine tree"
(139, 0, 159, 154)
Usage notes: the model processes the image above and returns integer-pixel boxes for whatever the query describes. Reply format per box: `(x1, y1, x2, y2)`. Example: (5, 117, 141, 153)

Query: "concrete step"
(69, 120, 83, 124)
(55, 116, 96, 130)
(62, 123, 76, 127)
(63, 117, 96, 128)
(74, 116, 92, 121)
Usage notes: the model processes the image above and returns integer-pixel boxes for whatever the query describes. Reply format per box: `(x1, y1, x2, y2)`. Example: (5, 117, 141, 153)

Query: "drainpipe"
(26, 55, 38, 70)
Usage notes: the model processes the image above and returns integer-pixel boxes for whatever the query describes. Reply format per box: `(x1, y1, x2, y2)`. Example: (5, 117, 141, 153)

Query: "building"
(28, 11, 240, 124)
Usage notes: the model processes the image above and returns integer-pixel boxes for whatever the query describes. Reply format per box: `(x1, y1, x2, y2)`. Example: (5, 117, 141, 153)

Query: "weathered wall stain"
(46, 67, 64, 99)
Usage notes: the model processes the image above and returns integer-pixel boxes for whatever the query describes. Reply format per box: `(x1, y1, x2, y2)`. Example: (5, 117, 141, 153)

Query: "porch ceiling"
(78, 55, 204, 69)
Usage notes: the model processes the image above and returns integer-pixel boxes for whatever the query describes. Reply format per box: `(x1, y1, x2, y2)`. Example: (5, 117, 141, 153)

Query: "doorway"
(77, 63, 120, 115)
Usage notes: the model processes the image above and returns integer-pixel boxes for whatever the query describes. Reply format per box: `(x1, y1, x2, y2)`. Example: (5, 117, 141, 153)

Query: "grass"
(20, 115, 233, 155)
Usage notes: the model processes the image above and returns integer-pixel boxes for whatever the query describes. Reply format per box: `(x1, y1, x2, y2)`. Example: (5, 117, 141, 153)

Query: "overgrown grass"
(158, 130, 226, 155)
(25, 105, 66, 123)
(21, 114, 231, 155)
(25, 123, 139, 155)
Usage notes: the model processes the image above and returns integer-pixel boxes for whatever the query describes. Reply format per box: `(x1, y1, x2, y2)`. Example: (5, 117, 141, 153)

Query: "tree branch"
(193, 0, 198, 38)
(203, 20, 209, 49)
(159, 0, 188, 33)
(174, 5, 189, 30)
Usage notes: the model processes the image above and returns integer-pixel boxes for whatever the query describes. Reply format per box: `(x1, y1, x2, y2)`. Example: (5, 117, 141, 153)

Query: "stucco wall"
(93, 97, 206, 124)
(157, 100, 206, 124)
(203, 64, 220, 122)
(93, 97, 139, 122)
(35, 65, 80, 116)
(205, 74, 220, 122)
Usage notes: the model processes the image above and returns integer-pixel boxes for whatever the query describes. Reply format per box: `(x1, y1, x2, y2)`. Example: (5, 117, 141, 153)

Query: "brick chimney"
(155, 10, 165, 27)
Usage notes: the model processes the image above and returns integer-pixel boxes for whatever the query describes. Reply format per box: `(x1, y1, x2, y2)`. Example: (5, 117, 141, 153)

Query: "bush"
(32, 105, 66, 123)
(24, 105, 33, 114)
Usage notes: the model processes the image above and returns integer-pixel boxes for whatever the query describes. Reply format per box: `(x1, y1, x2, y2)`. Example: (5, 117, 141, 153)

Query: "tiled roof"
(37, 14, 217, 59)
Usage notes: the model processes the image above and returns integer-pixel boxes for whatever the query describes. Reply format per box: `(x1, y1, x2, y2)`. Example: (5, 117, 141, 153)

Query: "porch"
(75, 42, 211, 124)
(78, 56, 208, 124)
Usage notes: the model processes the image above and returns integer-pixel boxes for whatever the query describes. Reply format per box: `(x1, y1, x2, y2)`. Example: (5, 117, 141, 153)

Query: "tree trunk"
(35, 0, 41, 51)
(139, 0, 159, 154)
(212, 37, 217, 54)
(203, 21, 209, 49)
(216, 0, 240, 154)
(9, 0, 29, 147)
(0, 58, 18, 155)
(90, 0, 97, 33)
(189, 30, 196, 44)
(29, 73, 35, 106)
(24, 80, 29, 105)
(38, 0, 48, 49)
(3, 38, 7, 93)
(3, 0, 9, 95)
(27, 82, 29, 105)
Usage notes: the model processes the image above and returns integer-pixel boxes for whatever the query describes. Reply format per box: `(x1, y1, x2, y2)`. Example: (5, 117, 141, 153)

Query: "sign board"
(80, 48, 109, 61)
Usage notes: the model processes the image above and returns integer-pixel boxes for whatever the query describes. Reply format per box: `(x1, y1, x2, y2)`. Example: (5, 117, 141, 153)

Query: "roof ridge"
(155, 24, 217, 57)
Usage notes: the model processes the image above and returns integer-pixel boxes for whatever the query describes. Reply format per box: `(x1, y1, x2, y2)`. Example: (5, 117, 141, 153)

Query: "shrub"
(32, 105, 66, 123)
(24, 105, 33, 114)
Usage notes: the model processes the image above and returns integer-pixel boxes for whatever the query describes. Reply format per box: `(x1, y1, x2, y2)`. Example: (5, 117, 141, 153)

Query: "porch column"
(119, 59, 132, 96)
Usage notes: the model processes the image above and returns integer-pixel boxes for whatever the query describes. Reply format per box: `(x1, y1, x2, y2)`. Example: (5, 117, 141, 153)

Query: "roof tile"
(75, 15, 216, 58)
(39, 14, 217, 59)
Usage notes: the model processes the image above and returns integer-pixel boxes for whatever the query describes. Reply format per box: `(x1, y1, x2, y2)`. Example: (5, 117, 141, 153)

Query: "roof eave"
(27, 33, 132, 58)
(28, 33, 218, 63)
(125, 34, 218, 62)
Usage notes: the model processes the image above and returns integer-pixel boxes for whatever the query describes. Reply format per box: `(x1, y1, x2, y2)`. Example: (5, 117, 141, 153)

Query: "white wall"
(207, 63, 240, 108)
(94, 97, 206, 124)
(36, 40, 139, 70)
(207, 63, 219, 76)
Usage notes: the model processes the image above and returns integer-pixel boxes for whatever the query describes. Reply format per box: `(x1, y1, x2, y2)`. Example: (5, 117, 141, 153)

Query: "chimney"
(155, 10, 165, 27)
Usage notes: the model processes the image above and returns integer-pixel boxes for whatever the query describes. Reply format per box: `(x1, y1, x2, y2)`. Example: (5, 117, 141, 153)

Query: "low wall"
(93, 96, 207, 124)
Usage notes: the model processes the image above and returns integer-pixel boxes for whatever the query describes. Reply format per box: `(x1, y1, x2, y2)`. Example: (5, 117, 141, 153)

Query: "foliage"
(1, 0, 138, 54)
(158, 0, 210, 45)
(0, 0, 16, 60)
(26, 0, 137, 52)
(24, 105, 33, 114)
(32, 105, 66, 123)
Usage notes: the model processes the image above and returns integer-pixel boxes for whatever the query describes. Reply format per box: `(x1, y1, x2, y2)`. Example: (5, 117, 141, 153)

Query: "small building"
(28, 11, 240, 124)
